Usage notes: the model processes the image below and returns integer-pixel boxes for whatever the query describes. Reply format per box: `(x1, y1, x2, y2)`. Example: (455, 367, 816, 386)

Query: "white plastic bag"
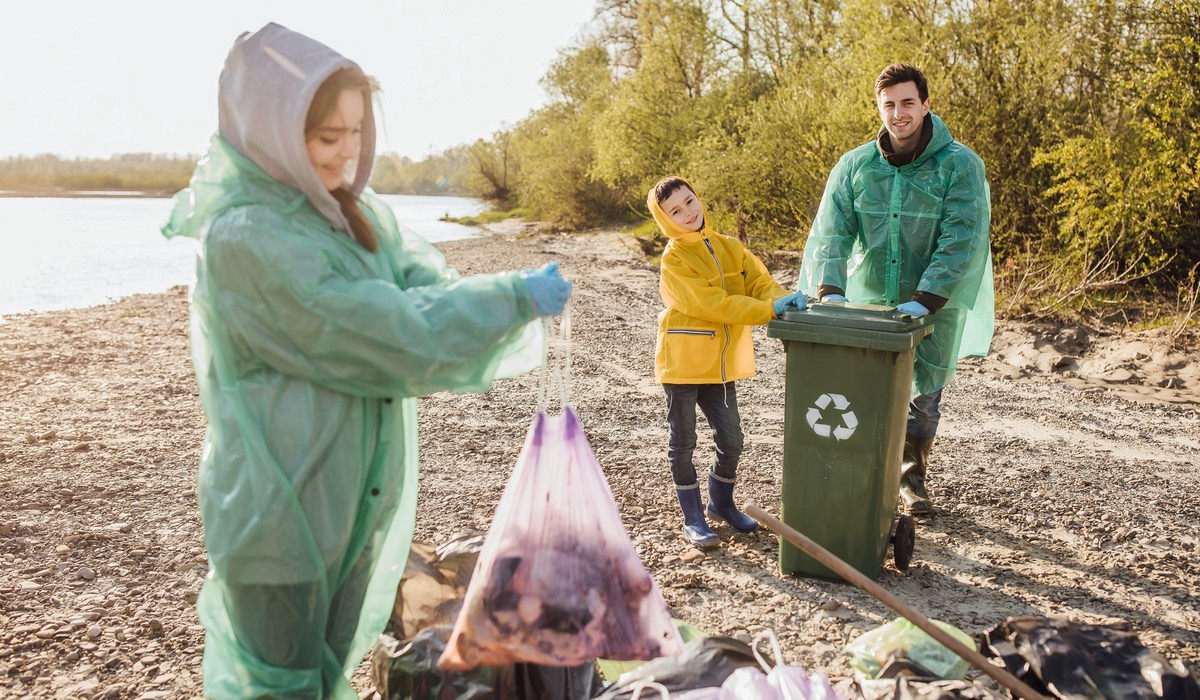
(747, 630, 846, 700)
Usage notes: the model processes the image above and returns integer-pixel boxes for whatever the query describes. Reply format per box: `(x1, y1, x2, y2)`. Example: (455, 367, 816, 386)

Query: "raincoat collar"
(217, 22, 376, 234)
(876, 112, 953, 168)
(647, 176, 713, 245)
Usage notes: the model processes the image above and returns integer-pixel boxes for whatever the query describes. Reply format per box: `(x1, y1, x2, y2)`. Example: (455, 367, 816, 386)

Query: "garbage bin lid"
(781, 302, 930, 332)
(767, 302, 933, 352)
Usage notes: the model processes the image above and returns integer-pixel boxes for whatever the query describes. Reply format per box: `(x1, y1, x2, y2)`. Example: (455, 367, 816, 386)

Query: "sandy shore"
(1, 229, 1197, 697)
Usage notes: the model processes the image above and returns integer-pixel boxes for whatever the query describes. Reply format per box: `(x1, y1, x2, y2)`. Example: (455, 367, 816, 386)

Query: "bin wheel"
(893, 514, 915, 572)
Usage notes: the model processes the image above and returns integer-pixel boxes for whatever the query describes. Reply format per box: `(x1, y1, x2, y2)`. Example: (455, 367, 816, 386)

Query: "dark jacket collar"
(878, 116, 934, 167)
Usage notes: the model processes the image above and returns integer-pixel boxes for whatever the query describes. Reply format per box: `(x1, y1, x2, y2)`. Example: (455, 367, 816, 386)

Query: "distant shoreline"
(0, 188, 473, 199)
(0, 188, 174, 199)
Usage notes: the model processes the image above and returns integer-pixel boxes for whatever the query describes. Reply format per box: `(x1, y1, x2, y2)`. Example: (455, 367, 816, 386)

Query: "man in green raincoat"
(799, 63, 994, 516)
(162, 23, 570, 699)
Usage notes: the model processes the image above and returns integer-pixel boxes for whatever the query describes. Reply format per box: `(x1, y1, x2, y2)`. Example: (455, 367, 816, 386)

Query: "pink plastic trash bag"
(438, 406, 682, 670)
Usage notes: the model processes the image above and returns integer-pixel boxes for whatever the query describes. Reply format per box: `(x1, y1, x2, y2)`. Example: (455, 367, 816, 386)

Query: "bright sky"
(0, 1, 597, 160)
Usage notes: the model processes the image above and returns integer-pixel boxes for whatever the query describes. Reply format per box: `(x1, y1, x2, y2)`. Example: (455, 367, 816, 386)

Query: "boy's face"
(662, 186, 704, 232)
(876, 80, 929, 153)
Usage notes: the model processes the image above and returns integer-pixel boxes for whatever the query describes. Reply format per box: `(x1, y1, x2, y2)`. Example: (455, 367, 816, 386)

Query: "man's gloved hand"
(821, 294, 848, 303)
(895, 300, 930, 318)
(773, 292, 807, 316)
(522, 262, 572, 317)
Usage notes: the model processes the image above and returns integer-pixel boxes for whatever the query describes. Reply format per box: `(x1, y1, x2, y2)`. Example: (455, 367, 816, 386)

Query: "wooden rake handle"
(744, 503, 1049, 700)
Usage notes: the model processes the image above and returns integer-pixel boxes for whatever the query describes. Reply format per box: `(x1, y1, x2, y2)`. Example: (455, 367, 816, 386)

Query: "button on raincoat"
(650, 179, 790, 384)
(798, 113, 994, 395)
(162, 23, 543, 699)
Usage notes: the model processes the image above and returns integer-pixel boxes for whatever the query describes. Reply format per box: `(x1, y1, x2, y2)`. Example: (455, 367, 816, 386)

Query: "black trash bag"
(591, 636, 761, 699)
(373, 626, 495, 700)
(981, 616, 1200, 700)
(372, 625, 602, 700)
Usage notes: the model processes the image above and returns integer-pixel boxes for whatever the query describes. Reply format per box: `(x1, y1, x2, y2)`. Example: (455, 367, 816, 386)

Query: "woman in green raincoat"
(162, 23, 571, 699)
(799, 63, 993, 517)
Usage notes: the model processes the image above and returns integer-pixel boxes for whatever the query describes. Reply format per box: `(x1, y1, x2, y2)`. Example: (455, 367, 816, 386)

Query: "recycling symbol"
(806, 393, 858, 440)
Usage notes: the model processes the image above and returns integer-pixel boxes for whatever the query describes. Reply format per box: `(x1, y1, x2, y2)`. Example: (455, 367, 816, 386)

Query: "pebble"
(87, 625, 102, 640)
(19, 581, 42, 591)
(78, 567, 96, 580)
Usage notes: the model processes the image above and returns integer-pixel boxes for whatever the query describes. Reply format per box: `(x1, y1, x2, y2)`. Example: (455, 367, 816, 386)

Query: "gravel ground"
(1, 228, 1197, 698)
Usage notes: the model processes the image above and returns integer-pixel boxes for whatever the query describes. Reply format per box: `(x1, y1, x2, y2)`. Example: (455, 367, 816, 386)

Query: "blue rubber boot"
(706, 473, 758, 533)
(675, 485, 719, 548)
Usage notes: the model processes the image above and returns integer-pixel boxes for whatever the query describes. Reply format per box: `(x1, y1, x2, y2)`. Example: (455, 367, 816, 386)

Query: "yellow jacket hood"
(647, 177, 712, 244)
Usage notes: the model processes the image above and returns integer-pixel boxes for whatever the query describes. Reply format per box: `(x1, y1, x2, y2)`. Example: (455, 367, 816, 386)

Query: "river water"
(0, 194, 485, 318)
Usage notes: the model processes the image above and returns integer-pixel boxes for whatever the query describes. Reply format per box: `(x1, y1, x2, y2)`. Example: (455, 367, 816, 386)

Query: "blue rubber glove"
(821, 294, 848, 303)
(772, 292, 807, 316)
(522, 262, 572, 317)
(895, 300, 930, 318)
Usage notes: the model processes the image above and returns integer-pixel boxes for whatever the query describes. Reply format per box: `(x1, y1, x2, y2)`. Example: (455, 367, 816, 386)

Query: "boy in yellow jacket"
(648, 176, 805, 548)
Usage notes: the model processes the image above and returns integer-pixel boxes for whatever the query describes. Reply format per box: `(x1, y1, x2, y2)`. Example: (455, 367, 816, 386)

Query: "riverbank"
(0, 189, 176, 199)
(0, 229, 1196, 697)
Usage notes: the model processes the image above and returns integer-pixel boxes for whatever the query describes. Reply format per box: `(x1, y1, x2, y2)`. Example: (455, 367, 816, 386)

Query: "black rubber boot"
(675, 486, 719, 548)
(706, 473, 758, 533)
(900, 433, 935, 516)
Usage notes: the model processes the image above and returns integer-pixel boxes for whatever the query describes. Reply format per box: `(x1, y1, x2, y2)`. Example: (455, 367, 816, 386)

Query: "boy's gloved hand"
(522, 262, 572, 317)
(895, 300, 929, 318)
(773, 292, 807, 316)
(820, 294, 848, 303)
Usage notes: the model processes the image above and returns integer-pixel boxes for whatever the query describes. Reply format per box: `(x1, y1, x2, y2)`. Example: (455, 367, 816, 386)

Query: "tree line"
(0, 152, 470, 197)
(417, 0, 1199, 321)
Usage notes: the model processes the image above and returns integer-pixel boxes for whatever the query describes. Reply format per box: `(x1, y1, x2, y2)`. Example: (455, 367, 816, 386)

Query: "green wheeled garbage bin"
(766, 302, 933, 582)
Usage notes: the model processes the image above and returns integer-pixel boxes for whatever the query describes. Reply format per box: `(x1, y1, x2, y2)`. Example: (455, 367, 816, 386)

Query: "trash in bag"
(371, 625, 602, 700)
(438, 406, 682, 670)
(371, 533, 603, 700)
(846, 618, 975, 681)
(593, 637, 762, 699)
(981, 616, 1200, 699)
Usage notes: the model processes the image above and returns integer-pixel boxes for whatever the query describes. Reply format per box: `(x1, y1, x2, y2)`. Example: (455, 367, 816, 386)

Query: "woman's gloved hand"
(522, 262, 572, 317)
(773, 292, 807, 316)
(895, 300, 930, 318)
(820, 294, 849, 303)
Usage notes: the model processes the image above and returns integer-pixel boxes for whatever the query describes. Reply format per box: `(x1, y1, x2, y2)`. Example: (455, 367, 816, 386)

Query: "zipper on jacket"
(703, 238, 731, 384)
(667, 329, 716, 337)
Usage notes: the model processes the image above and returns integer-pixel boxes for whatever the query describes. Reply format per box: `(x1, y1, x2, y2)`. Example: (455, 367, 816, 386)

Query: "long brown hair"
(306, 67, 380, 252)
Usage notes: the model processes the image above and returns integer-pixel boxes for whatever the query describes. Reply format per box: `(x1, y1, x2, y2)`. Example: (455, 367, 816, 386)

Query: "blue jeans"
(663, 382, 744, 487)
(907, 388, 944, 438)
